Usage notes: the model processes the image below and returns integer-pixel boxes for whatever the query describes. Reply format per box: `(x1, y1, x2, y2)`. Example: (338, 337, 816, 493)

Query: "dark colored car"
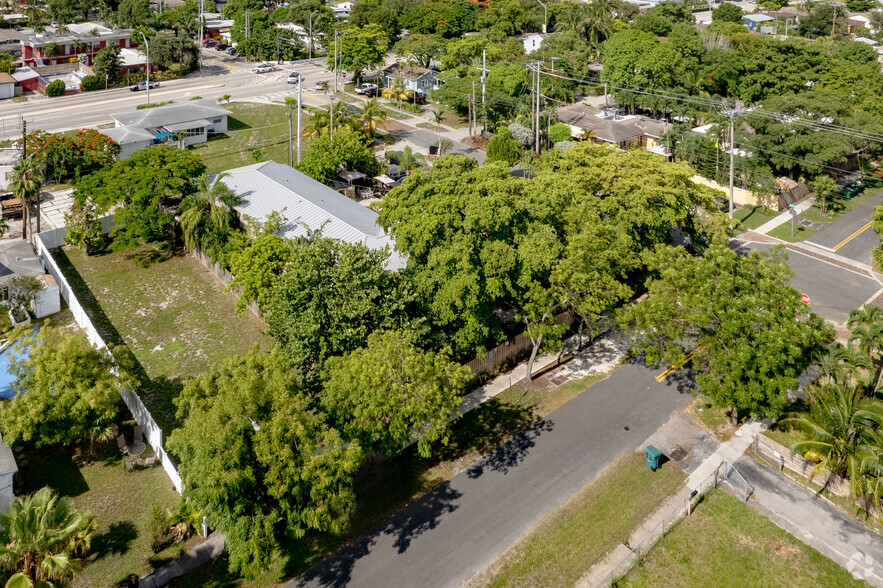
(840, 182, 864, 200)
(226, 47, 237, 55)
(215, 43, 229, 51)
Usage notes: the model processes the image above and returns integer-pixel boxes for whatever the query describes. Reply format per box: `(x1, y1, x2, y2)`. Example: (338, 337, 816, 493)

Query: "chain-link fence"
(594, 461, 747, 587)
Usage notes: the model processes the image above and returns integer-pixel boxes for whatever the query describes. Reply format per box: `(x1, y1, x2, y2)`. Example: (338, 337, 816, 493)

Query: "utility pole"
(287, 105, 293, 167)
(535, 0, 547, 34)
(728, 108, 735, 221)
(334, 31, 338, 93)
(297, 77, 303, 162)
(141, 32, 150, 105)
(477, 49, 489, 137)
(245, 11, 250, 62)
(198, 0, 203, 73)
(533, 61, 542, 153)
(468, 80, 474, 139)
(308, 11, 316, 62)
(21, 118, 27, 241)
(831, 4, 837, 37)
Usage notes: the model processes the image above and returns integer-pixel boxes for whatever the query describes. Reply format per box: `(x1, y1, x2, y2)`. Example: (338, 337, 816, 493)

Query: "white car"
(287, 71, 301, 84)
(252, 63, 276, 74)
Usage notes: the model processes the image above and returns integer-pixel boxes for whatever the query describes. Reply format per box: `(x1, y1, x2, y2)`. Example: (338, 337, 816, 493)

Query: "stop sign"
(342, 72, 347, 78)
(801, 293, 811, 305)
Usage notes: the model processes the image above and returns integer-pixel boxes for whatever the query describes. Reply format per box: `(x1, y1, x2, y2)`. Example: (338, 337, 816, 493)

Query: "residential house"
(0, 240, 61, 319)
(11, 67, 39, 92)
(109, 100, 232, 150)
(0, 73, 15, 100)
(0, 28, 26, 60)
(20, 23, 138, 69)
(100, 125, 157, 159)
(0, 149, 21, 189)
(219, 161, 407, 270)
(742, 13, 775, 31)
(332, 1, 355, 18)
(516, 33, 551, 55)
(556, 103, 671, 155)
(275, 23, 324, 52)
(382, 63, 440, 93)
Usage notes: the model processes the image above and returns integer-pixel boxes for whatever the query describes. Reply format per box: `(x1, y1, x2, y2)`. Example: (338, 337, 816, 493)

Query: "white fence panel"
(36, 228, 183, 492)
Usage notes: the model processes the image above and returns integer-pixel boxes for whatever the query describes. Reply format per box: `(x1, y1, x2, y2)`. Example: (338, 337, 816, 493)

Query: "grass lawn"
(799, 190, 879, 225)
(621, 490, 865, 587)
(767, 222, 817, 242)
(468, 451, 685, 588)
(22, 439, 200, 588)
(171, 370, 614, 586)
(53, 246, 270, 432)
(734, 205, 779, 231)
(189, 102, 311, 174)
(685, 396, 735, 442)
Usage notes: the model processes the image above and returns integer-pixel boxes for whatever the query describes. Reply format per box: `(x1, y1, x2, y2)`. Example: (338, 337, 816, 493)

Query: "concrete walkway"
(736, 455, 883, 587)
(139, 532, 226, 588)
(754, 198, 815, 234)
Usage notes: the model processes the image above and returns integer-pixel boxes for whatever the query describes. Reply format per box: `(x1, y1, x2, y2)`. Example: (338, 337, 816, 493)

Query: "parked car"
(287, 71, 300, 84)
(130, 80, 160, 92)
(203, 38, 218, 47)
(252, 63, 276, 74)
(226, 47, 237, 55)
(215, 43, 229, 51)
(314, 80, 326, 92)
(355, 83, 378, 96)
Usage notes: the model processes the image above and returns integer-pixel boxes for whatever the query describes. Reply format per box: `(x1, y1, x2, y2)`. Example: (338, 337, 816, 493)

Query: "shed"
(742, 13, 774, 30)
(0, 73, 16, 100)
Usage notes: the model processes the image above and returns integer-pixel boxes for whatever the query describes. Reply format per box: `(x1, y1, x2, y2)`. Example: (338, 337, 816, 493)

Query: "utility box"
(645, 445, 663, 471)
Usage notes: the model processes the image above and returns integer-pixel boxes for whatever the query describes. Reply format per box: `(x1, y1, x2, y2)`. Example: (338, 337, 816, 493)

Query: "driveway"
(291, 361, 695, 588)
(806, 193, 883, 265)
(735, 242, 881, 325)
(386, 122, 486, 164)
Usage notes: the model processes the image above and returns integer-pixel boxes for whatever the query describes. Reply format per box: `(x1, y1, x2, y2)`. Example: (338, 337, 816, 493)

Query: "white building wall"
(0, 83, 13, 100)
(117, 139, 152, 159)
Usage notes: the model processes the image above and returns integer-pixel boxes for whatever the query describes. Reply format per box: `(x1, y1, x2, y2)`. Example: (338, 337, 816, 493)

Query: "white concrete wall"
(0, 83, 14, 100)
(118, 139, 152, 159)
(33, 282, 60, 318)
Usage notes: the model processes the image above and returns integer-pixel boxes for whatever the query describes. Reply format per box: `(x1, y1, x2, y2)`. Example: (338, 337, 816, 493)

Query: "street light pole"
(297, 77, 303, 162)
(535, 0, 547, 34)
(140, 32, 150, 105)
(308, 11, 316, 63)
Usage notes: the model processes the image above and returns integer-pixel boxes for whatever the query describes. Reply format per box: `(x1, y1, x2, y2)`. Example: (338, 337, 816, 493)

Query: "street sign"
(342, 73, 347, 78)
(801, 293, 811, 305)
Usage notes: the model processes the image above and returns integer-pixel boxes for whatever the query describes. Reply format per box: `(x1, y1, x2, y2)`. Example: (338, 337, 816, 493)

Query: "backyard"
(52, 246, 270, 432)
(189, 101, 312, 174)
(20, 433, 200, 587)
(621, 490, 865, 587)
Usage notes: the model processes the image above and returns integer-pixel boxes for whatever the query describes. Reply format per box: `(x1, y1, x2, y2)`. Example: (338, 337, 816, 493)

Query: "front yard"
(53, 246, 271, 432)
(621, 490, 865, 587)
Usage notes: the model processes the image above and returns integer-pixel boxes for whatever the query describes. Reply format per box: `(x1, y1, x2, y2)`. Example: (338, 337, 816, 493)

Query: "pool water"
(0, 327, 36, 400)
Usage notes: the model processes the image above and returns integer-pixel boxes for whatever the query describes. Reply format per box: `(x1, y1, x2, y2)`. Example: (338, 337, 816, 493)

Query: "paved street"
(807, 193, 883, 265)
(735, 241, 881, 325)
(384, 122, 486, 164)
(291, 361, 695, 588)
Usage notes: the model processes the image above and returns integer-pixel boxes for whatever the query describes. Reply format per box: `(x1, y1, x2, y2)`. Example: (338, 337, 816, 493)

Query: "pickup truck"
(355, 83, 379, 96)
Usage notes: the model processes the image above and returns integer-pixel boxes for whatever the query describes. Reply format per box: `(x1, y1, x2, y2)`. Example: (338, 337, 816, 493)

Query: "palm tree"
(84, 418, 117, 463)
(817, 344, 872, 390)
(9, 158, 44, 241)
(303, 109, 330, 140)
(397, 146, 425, 175)
(785, 383, 883, 496)
(382, 77, 412, 109)
(0, 487, 94, 587)
(848, 305, 883, 389)
(178, 173, 242, 253)
(357, 98, 389, 138)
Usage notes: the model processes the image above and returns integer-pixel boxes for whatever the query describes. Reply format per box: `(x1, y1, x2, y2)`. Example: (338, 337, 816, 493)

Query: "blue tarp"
(0, 326, 37, 400)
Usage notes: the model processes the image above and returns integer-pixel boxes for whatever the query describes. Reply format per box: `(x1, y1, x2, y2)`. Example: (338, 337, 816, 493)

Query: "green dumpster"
(645, 445, 663, 471)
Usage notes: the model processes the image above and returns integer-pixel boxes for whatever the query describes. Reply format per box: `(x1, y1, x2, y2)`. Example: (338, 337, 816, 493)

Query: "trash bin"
(428, 145, 438, 155)
(645, 445, 663, 471)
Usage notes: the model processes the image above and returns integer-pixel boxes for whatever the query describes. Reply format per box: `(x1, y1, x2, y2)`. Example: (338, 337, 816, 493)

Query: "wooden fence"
(755, 434, 850, 497)
(190, 250, 261, 318)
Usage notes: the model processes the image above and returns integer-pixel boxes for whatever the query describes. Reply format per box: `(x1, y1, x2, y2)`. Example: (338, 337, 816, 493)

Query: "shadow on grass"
(92, 521, 138, 559)
(50, 247, 184, 432)
(20, 444, 90, 497)
(226, 117, 252, 131)
(126, 246, 176, 268)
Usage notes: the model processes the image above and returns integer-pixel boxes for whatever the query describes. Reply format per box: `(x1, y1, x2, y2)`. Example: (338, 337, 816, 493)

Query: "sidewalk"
(754, 198, 815, 234)
(736, 455, 883, 586)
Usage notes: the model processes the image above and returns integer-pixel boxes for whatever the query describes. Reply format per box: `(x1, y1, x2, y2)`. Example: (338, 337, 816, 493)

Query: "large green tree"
(168, 349, 363, 577)
(228, 233, 295, 315)
(74, 145, 205, 249)
(322, 330, 470, 458)
(623, 240, 833, 421)
(296, 126, 379, 186)
(0, 326, 135, 449)
(178, 172, 242, 258)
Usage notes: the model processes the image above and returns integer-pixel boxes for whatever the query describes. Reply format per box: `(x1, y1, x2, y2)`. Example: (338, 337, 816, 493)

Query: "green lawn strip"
(171, 371, 613, 586)
(189, 101, 310, 174)
(734, 205, 779, 231)
(621, 490, 866, 587)
(416, 122, 448, 133)
(21, 441, 199, 587)
(800, 190, 879, 225)
(767, 222, 817, 243)
(55, 246, 270, 432)
(470, 452, 685, 588)
(684, 395, 736, 442)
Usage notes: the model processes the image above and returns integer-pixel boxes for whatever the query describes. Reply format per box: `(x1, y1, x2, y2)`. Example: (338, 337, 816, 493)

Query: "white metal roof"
(101, 125, 156, 145)
(110, 100, 231, 129)
(221, 161, 406, 269)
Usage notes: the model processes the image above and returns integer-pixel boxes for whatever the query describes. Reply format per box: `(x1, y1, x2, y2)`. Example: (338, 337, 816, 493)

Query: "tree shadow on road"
(466, 417, 555, 479)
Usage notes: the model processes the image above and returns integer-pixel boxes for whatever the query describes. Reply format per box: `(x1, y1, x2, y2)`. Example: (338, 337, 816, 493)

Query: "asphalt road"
(290, 361, 695, 588)
(385, 124, 486, 164)
(807, 193, 883, 265)
(736, 242, 881, 324)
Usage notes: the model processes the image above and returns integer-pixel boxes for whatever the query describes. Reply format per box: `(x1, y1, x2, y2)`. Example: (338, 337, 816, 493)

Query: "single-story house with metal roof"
(11, 67, 39, 93)
(0, 73, 15, 100)
(218, 161, 407, 270)
(100, 125, 157, 159)
(556, 104, 670, 154)
(382, 63, 440, 93)
(743, 13, 775, 30)
(109, 99, 232, 148)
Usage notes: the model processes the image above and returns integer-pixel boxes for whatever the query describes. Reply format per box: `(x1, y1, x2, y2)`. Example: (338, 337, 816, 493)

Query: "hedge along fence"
(36, 222, 183, 492)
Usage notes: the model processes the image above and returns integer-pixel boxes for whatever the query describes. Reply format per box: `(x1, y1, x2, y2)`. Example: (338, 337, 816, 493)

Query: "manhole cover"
(670, 448, 688, 462)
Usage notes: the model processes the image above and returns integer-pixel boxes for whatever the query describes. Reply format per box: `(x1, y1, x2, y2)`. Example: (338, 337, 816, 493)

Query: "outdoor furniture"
(134, 426, 143, 445)
(144, 456, 157, 467)
(124, 460, 135, 472)
(1, 197, 22, 219)
(116, 435, 129, 455)
(128, 441, 146, 457)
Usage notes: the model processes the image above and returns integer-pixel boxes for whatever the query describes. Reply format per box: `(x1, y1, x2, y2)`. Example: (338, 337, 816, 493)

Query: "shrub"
(486, 127, 522, 166)
(508, 123, 534, 148)
(45, 79, 66, 97)
(549, 123, 573, 144)
(80, 75, 102, 92)
(147, 502, 170, 552)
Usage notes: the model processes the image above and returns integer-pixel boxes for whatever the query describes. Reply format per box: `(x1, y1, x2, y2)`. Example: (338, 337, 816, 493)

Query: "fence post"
(754, 434, 758, 455)
(779, 454, 784, 472)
